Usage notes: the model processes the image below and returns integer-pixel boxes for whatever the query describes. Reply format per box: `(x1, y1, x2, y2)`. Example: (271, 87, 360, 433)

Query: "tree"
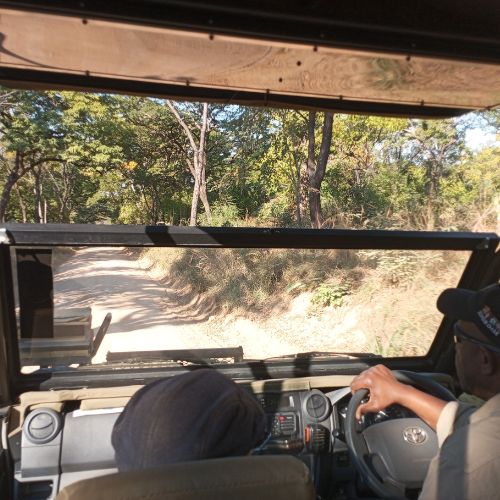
(166, 101, 212, 225)
(0, 87, 494, 233)
(320, 115, 410, 227)
(213, 107, 271, 215)
(0, 91, 65, 222)
(273, 110, 309, 225)
(302, 111, 334, 228)
(108, 96, 191, 224)
(440, 146, 500, 231)
(403, 120, 465, 229)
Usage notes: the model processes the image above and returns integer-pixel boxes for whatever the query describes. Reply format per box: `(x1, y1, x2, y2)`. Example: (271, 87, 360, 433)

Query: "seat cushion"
(56, 455, 315, 500)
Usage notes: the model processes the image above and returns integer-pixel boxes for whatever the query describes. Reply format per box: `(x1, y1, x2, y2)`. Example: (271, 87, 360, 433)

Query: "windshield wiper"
(262, 351, 381, 361)
(101, 348, 380, 366)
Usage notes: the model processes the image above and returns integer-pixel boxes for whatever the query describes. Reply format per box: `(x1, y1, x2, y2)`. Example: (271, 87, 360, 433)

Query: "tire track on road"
(53, 247, 220, 364)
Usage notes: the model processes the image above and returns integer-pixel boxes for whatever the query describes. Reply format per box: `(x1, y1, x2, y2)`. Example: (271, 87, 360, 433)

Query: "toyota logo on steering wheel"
(403, 426, 428, 445)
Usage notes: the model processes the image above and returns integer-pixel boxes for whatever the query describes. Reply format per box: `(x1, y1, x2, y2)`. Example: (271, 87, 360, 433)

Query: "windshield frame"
(0, 224, 498, 398)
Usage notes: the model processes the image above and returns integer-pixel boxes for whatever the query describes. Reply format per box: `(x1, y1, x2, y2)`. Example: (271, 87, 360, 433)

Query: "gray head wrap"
(112, 369, 266, 470)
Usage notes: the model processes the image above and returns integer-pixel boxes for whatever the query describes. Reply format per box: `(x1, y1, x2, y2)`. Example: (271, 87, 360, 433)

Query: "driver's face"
(454, 320, 486, 394)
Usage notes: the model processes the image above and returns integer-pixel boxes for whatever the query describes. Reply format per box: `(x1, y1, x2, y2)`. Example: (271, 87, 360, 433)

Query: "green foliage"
(199, 200, 241, 226)
(439, 146, 500, 229)
(0, 88, 497, 233)
(257, 194, 294, 227)
(311, 283, 350, 307)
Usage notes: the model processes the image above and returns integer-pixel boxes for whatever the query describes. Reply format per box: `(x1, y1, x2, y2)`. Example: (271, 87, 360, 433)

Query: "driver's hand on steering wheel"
(350, 365, 407, 420)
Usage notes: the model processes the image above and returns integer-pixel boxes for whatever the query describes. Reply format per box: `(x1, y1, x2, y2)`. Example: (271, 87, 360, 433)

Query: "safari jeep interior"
(0, 2, 499, 500)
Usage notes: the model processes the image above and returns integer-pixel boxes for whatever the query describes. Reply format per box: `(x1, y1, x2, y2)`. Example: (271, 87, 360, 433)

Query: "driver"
(351, 283, 500, 500)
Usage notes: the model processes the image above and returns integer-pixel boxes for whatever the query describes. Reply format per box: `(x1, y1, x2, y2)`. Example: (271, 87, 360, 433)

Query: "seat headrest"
(56, 455, 315, 500)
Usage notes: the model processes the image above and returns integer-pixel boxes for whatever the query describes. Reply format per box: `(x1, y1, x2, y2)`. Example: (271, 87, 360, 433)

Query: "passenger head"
(111, 369, 266, 471)
(437, 283, 500, 399)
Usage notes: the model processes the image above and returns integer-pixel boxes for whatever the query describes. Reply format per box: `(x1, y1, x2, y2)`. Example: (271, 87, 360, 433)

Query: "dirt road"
(52, 247, 302, 363)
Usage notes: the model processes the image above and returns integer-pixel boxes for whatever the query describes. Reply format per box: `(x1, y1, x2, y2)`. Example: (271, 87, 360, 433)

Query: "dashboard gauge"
(303, 390, 331, 422)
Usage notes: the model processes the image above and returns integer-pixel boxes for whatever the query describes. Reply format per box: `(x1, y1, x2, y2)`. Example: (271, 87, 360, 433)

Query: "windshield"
(13, 245, 471, 371)
(1, 89, 498, 372)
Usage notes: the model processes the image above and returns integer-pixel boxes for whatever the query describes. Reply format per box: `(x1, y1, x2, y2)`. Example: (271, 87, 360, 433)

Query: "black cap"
(111, 369, 266, 471)
(437, 283, 500, 347)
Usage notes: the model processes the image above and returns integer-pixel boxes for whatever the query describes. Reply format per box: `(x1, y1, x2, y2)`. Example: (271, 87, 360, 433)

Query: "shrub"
(198, 200, 241, 226)
(311, 283, 350, 307)
(257, 195, 294, 227)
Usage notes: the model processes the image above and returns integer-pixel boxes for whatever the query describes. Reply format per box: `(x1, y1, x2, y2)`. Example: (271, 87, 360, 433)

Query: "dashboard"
(7, 384, 422, 500)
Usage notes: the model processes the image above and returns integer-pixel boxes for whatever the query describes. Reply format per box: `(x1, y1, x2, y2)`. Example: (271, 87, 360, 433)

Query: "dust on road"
(53, 247, 301, 363)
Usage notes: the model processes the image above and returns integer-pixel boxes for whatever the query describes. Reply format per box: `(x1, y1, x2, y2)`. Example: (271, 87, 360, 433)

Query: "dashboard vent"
(303, 391, 330, 422)
(23, 408, 61, 444)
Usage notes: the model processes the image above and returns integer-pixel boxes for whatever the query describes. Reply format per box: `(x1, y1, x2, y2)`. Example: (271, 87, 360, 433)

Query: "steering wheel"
(345, 370, 456, 499)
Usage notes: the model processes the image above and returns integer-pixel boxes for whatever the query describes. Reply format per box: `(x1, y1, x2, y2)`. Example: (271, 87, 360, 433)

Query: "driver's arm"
(350, 365, 448, 430)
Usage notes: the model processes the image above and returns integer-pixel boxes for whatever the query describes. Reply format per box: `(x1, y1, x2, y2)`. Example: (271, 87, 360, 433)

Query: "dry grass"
(137, 246, 470, 357)
(138, 247, 365, 311)
(350, 250, 469, 356)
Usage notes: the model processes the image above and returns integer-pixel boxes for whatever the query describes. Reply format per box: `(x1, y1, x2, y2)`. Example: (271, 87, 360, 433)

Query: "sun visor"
(0, 8, 499, 117)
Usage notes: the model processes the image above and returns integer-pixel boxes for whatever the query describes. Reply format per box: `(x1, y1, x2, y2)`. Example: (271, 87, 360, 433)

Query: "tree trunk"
(185, 158, 211, 223)
(14, 183, 27, 223)
(166, 101, 212, 226)
(33, 167, 43, 223)
(199, 163, 212, 223)
(58, 163, 71, 223)
(0, 151, 22, 222)
(425, 164, 439, 230)
(190, 174, 202, 225)
(303, 111, 334, 229)
(0, 174, 18, 223)
(0, 153, 59, 222)
(309, 187, 322, 228)
(299, 160, 310, 224)
(294, 187, 301, 224)
(189, 103, 210, 225)
(47, 163, 70, 223)
(289, 142, 303, 224)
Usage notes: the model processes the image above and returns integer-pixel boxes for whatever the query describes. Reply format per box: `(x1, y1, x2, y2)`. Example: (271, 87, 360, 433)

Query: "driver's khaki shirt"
(419, 393, 500, 500)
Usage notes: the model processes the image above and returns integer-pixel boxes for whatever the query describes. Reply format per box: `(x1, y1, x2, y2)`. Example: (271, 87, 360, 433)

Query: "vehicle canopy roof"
(0, 0, 499, 117)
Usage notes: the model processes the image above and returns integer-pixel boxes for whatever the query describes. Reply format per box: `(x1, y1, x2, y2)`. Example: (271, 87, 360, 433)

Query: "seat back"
(56, 455, 315, 500)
